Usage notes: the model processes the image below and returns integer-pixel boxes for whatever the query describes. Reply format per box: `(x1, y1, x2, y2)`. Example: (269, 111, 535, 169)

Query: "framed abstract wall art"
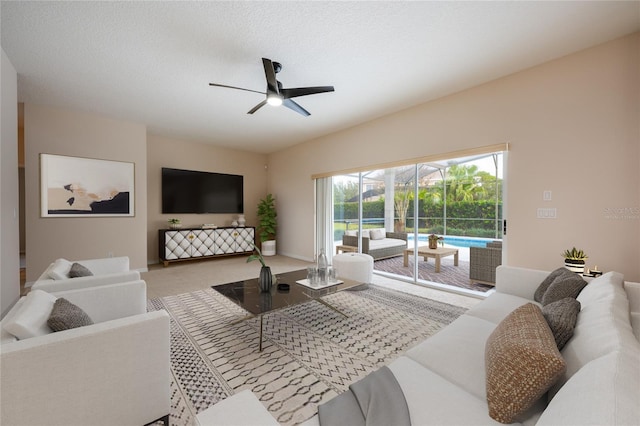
(40, 154, 135, 217)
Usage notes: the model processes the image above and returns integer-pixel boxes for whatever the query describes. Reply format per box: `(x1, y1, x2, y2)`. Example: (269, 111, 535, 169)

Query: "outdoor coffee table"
(403, 246, 459, 272)
(213, 269, 362, 351)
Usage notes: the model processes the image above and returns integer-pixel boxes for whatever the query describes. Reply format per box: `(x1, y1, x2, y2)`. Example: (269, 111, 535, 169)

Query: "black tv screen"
(162, 168, 244, 214)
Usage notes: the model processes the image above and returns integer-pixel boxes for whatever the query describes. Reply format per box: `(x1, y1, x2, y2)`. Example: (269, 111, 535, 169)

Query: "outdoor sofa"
(469, 240, 503, 285)
(342, 228, 408, 260)
(199, 265, 640, 425)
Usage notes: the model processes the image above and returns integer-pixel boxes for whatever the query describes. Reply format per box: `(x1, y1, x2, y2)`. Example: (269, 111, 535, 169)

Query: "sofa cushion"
(68, 262, 94, 278)
(552, 271, 637, 396)
(2, 290, 57, 339)
(368, 238, 406, 250)
(47, 258, 72, 280)
(388, 356, 505, 426)
(406, 314, 496, 400)
(541, 273, 587, 306)
(369, 228, 386, 240)
(534, 267, 573, 303)
(542, 297, 581, 350)
(47, 298, 94, 332)
(466, 293, 537, 325)
(485, 303, 566, 424)
(537, 350, 640, 426)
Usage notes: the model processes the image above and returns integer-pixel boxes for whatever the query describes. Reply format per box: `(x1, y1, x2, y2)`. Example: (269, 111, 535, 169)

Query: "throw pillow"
(369, 229, 386, 240)
(2, 290, 57, 339)
(541, 274, 587, 306)
(47, 258, 72, 280)
(47, 298, 94, 332)
(534, 267, 574, 303)
(68, 262, 94, 278)
(542, 298, 581, 350)
(485, 303, 566, 424)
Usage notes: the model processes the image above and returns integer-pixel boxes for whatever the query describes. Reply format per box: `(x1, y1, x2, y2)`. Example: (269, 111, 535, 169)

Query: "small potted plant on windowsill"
(168, 218, 182, 230)
(562, 247, 588, 274)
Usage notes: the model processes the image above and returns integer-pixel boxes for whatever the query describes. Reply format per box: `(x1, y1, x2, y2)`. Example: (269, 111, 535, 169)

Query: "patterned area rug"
(374, 256, 495, 292)
(148, 284, 467, 425)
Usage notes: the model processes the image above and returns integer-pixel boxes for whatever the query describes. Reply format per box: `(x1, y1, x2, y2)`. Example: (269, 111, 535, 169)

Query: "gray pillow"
(541, 274, 587, 306)
(47, 298, 93, 332)
(542, 298, 581, 350)
(534, 267, 574, 303)
(68, 262, 93, 278)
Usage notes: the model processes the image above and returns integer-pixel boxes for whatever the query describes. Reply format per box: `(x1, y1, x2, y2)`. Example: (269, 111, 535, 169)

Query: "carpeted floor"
(373, 256, 495, 292)
(148, 284, 467, 425)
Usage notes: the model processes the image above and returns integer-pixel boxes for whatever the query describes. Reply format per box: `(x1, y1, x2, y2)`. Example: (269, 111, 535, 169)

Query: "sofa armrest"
(32, 270, 141, 292)
(0, 310, 170, 426)
(52, 280, 147, 323)
(495, 265, 549, 300)
(386, 232, 408, 241)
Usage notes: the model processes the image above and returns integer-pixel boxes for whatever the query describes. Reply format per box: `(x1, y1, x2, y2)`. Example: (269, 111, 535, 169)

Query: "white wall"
(1, 48, 20, 316)
(268, 33, 640, 281)
(24, 105, 148, 281)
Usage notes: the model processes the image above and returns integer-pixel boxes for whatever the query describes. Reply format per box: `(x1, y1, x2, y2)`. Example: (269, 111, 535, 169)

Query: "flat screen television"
(161, 167, 244, 214)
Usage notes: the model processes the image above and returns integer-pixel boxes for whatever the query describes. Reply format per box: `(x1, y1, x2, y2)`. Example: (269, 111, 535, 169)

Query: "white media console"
(159, 227, 255, 266)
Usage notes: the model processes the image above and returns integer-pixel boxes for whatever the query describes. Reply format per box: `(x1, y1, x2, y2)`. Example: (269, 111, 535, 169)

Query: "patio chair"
(469, 241, 502, 285)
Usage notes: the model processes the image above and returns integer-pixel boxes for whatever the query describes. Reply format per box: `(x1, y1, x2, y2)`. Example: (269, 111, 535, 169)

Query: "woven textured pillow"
(541, 274, 587, 306)
(485, 303, 566, 424)
(68, 262, 94, 278)
(47, 298, 93, 332)
(542, 298, 581, 350)
(534, 267, 573, 303)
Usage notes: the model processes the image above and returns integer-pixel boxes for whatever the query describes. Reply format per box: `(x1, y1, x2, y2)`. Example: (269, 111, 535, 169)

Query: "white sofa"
(32, 256, 140, 292)
(209, 265, 640, 425)
(0, 280, 171, 426)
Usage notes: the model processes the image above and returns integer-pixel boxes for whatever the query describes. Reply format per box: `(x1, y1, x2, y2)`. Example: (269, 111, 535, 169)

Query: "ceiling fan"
(209, 58, 334, 117)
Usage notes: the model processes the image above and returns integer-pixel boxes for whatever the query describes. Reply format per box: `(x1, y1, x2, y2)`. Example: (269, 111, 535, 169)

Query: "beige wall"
(146, 135, 268, 263)
(24, 104, 148, 281)
(1, 48, 20, 316)
(269, 33, 640, 281)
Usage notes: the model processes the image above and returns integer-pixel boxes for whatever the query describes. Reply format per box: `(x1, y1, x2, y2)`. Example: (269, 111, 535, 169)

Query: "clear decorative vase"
(317, 248, 328, 284)
(259, 266, 273, 292)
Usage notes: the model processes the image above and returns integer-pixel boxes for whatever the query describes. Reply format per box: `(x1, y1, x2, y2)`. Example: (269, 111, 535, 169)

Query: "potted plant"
(168, 218, 182, 229)
(246, 240, 272, 292)
(257, 193, 277, 256)
(428, 234, 443, 249)
(562, 247, 588, 274)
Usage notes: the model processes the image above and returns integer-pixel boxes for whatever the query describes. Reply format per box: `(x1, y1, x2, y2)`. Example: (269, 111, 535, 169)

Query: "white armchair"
(32, 256, 140, 292)
(0, 280, 171, 426)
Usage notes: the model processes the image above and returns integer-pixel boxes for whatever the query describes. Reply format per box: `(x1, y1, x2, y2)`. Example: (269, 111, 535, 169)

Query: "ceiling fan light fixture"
(267, 94, 283, 107)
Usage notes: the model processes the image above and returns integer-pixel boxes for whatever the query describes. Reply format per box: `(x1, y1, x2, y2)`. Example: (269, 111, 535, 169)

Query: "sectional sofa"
(199, 265, 640, 425)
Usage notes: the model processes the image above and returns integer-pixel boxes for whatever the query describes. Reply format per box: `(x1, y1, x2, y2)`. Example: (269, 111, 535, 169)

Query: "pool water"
(408, 235, 497, 248)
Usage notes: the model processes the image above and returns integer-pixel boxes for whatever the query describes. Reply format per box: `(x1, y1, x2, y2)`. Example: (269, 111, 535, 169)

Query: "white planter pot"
(262, 240, 276, 256)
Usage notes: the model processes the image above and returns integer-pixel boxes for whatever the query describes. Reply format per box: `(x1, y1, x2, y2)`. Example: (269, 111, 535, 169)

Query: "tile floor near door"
(142, 255, 481, 310)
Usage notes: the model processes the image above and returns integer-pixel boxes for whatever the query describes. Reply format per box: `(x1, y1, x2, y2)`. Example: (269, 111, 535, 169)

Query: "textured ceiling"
(2, 1, 639, 154)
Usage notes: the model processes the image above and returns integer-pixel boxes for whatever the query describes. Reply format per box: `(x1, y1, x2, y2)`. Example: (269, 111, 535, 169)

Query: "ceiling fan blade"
(247, 99, 268, 114)
(262, 58, 279, 94)
(209, 83, 265, 95)
(280, 86, 335, 99)
(283, 99, 310, 116)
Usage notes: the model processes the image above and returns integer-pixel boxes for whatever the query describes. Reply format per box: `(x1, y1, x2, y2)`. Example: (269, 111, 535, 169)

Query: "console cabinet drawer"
(159, 227, 255, 266)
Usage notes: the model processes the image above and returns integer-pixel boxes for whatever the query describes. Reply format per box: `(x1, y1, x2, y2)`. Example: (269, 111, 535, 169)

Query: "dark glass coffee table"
(213, 269, 362, 351)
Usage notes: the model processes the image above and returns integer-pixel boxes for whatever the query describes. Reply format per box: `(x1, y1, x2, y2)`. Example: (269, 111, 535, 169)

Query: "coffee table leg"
(259, 314, 263, 352)
(403, 250, 409, 267)
(435, 256, 441, 273)
(454, 250, 459, 266)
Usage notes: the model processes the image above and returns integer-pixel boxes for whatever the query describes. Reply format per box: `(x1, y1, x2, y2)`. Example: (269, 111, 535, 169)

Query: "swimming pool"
(407, 234, 497, 248)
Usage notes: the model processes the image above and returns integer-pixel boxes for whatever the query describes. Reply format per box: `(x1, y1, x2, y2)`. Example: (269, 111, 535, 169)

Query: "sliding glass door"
(323, 150, 504, 295)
